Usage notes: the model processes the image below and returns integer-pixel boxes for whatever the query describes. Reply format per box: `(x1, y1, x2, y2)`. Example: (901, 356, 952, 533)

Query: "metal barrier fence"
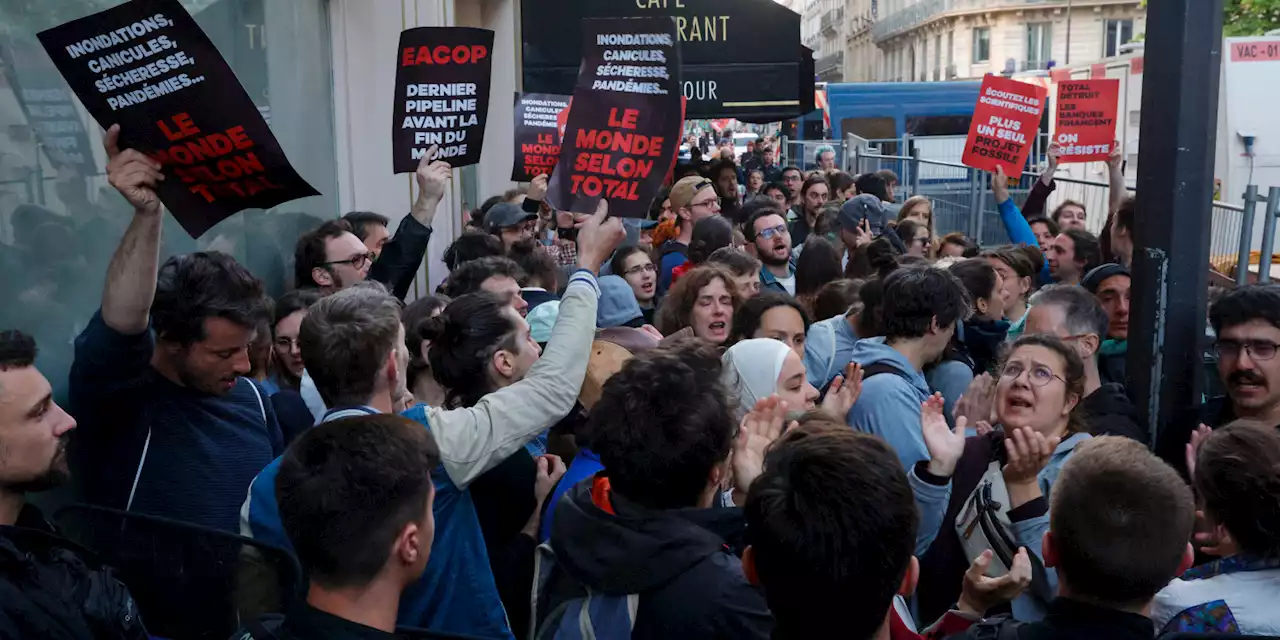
(773, 136, 1273, 284)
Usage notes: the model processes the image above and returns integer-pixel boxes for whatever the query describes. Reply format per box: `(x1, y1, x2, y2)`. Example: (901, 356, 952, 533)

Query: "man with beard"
(69, 125, 280, 534)
(745, 208, 796, 295)
(1159, 284, 1280, 478)
(0, 330, 149, 639)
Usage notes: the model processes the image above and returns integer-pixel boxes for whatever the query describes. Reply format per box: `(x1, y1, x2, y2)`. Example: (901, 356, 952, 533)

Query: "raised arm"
(1106, 140, 1127, 216)
(992, 166, 1039, 247)
(410, 145, 450, 227)
(369, 146, 451, 299)
(425, 200, 625, 488)
(100, 124, 165, 335)
(1021, 143, 1060, 219)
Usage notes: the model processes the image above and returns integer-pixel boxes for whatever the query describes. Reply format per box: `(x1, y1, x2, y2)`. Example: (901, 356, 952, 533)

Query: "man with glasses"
(484, 202, 539, 253)
(657, 175, 722, 298)
(745, 207, 796, 295)
(1159, 284, 1280, 478)
(294, 219, 375, 295)
(780, 166, 804, 208)
(1021, 285, 1144, 444)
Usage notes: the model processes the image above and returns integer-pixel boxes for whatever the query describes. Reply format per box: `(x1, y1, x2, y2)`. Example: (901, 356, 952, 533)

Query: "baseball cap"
(1080, 263, 1130, 294)
(483, 202, 537, 234)
(669, 175, 715, 211)
(838, 194, 882, 233)
(597, 275, 645, 329)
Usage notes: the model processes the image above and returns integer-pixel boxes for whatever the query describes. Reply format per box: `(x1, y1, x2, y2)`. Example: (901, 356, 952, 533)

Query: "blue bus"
(827, 81, 981, 142)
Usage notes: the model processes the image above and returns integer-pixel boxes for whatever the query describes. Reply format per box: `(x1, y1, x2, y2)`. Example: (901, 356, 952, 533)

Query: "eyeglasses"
(757, 224, 788, 240)
(690, 197, 721, 211)
(999, 361, 1066, 387)
(624, 263, 657, 276)
(1214, 339, 1280, 361)
(274, 337, 300, 350)
(324, 252, 374, 271)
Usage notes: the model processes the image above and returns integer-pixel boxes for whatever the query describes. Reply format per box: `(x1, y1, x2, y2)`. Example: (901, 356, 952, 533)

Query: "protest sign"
(961, 75, 1046, 175)
(546, 17, 683, 218)
(1054, 79, 1119, 163)
(0, 37, 97, 175)
(393, 27, 493, 172)
(37, 0, 318, 238)
(511, 91, 570, 182)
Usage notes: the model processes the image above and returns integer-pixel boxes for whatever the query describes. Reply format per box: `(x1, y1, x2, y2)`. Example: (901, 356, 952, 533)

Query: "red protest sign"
(961, 75, 1046, 175)
(1053, 79, 1119, 163)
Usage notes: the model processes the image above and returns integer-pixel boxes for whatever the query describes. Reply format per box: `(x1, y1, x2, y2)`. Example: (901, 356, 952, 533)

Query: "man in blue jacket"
(242, 203, 623, 639)
(847, 266, 970, 471)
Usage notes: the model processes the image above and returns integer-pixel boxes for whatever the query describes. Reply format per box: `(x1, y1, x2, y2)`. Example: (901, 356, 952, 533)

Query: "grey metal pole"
(967, 169, 982, 239)
(910, 147, 922, 199)
(1236, 184, 1259, 285)
(1259, 187, 1280, 284)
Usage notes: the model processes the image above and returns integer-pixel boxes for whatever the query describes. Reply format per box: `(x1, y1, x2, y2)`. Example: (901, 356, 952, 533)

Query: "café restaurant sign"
(522, 0, 807, 122)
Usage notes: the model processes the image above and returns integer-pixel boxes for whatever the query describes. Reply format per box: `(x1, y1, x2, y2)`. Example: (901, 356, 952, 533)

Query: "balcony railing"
(821, 7, 844, 34)
(872, 0, 1070, 42)
(816, 51, 845, 74)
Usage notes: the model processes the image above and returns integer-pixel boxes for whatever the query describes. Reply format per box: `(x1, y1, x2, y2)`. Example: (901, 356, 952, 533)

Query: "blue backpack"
(530, 543, 640, 639)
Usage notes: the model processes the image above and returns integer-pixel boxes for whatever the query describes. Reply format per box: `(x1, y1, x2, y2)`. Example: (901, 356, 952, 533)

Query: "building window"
(973, 27, 990, 63)
(1026, 22, 1052, 70)
(1105, 19, 1134, 57)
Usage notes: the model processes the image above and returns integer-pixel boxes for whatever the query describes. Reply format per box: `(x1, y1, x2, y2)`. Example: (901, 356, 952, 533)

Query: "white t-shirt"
(776, 273, 796, 295)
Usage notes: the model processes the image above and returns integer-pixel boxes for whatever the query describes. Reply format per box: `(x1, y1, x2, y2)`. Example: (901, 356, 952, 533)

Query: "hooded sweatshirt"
(847, 337, 933, 470)
(1079, 382, 1146, 445)
(546, 479, 773, 640)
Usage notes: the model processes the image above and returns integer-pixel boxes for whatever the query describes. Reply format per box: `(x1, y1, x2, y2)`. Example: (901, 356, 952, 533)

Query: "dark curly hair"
(1194, 420, 1280, 559)
(401, 294, 450, 392)
(421, 292, 519, 409)
(584, 338, 735, 509)
(655, 264, 741, 337)
(879, 265, 969, 341)
(154, 252, 270, 346)
(442, 256, 524, 299)
(731, 292, 811, 344)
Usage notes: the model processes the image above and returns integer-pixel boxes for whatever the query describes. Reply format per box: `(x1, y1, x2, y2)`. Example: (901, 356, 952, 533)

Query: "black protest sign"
(0, 37, 98, 175)
(393, 27, 493, 172)
(522, 0, 805, 122)
(36, 0, 317, 239)
(511, 91, 571, 182)
(546, 17, 682, 219)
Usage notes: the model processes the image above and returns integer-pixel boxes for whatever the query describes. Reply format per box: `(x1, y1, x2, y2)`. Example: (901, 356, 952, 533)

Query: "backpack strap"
(963, 615, 1023, 640)
(861, 362, 907, 380)
(240, 614, 284, 640)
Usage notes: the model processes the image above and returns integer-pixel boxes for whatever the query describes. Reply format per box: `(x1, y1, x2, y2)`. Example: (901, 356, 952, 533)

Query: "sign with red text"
(37, 0, 318, 238)
(511, 91, 570, 182)
(961, 75, 1047, 175)
(393, 27, 493, 171)
(1053, 79, 1119, 163)
(546, 17, 683, 218)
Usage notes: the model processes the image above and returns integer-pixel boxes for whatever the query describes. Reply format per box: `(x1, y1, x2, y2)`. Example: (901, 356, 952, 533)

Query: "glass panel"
(0, 0, 339, 401)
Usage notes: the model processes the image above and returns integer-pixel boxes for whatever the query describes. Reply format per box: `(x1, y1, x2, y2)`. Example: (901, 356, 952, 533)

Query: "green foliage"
(1224, 0, 1280, 37)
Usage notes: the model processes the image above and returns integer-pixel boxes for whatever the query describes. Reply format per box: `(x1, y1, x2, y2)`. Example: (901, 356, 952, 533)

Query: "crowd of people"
(2, 125, 1279, 640)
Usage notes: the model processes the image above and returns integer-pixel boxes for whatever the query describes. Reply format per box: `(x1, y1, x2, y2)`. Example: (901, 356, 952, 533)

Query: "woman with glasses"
(895, 219, 932, 259)
(915, 334, 1092, 624)
(267, 288, 323, 446)
(270, 289, 323, 393)
(610, 246, 658, 324)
